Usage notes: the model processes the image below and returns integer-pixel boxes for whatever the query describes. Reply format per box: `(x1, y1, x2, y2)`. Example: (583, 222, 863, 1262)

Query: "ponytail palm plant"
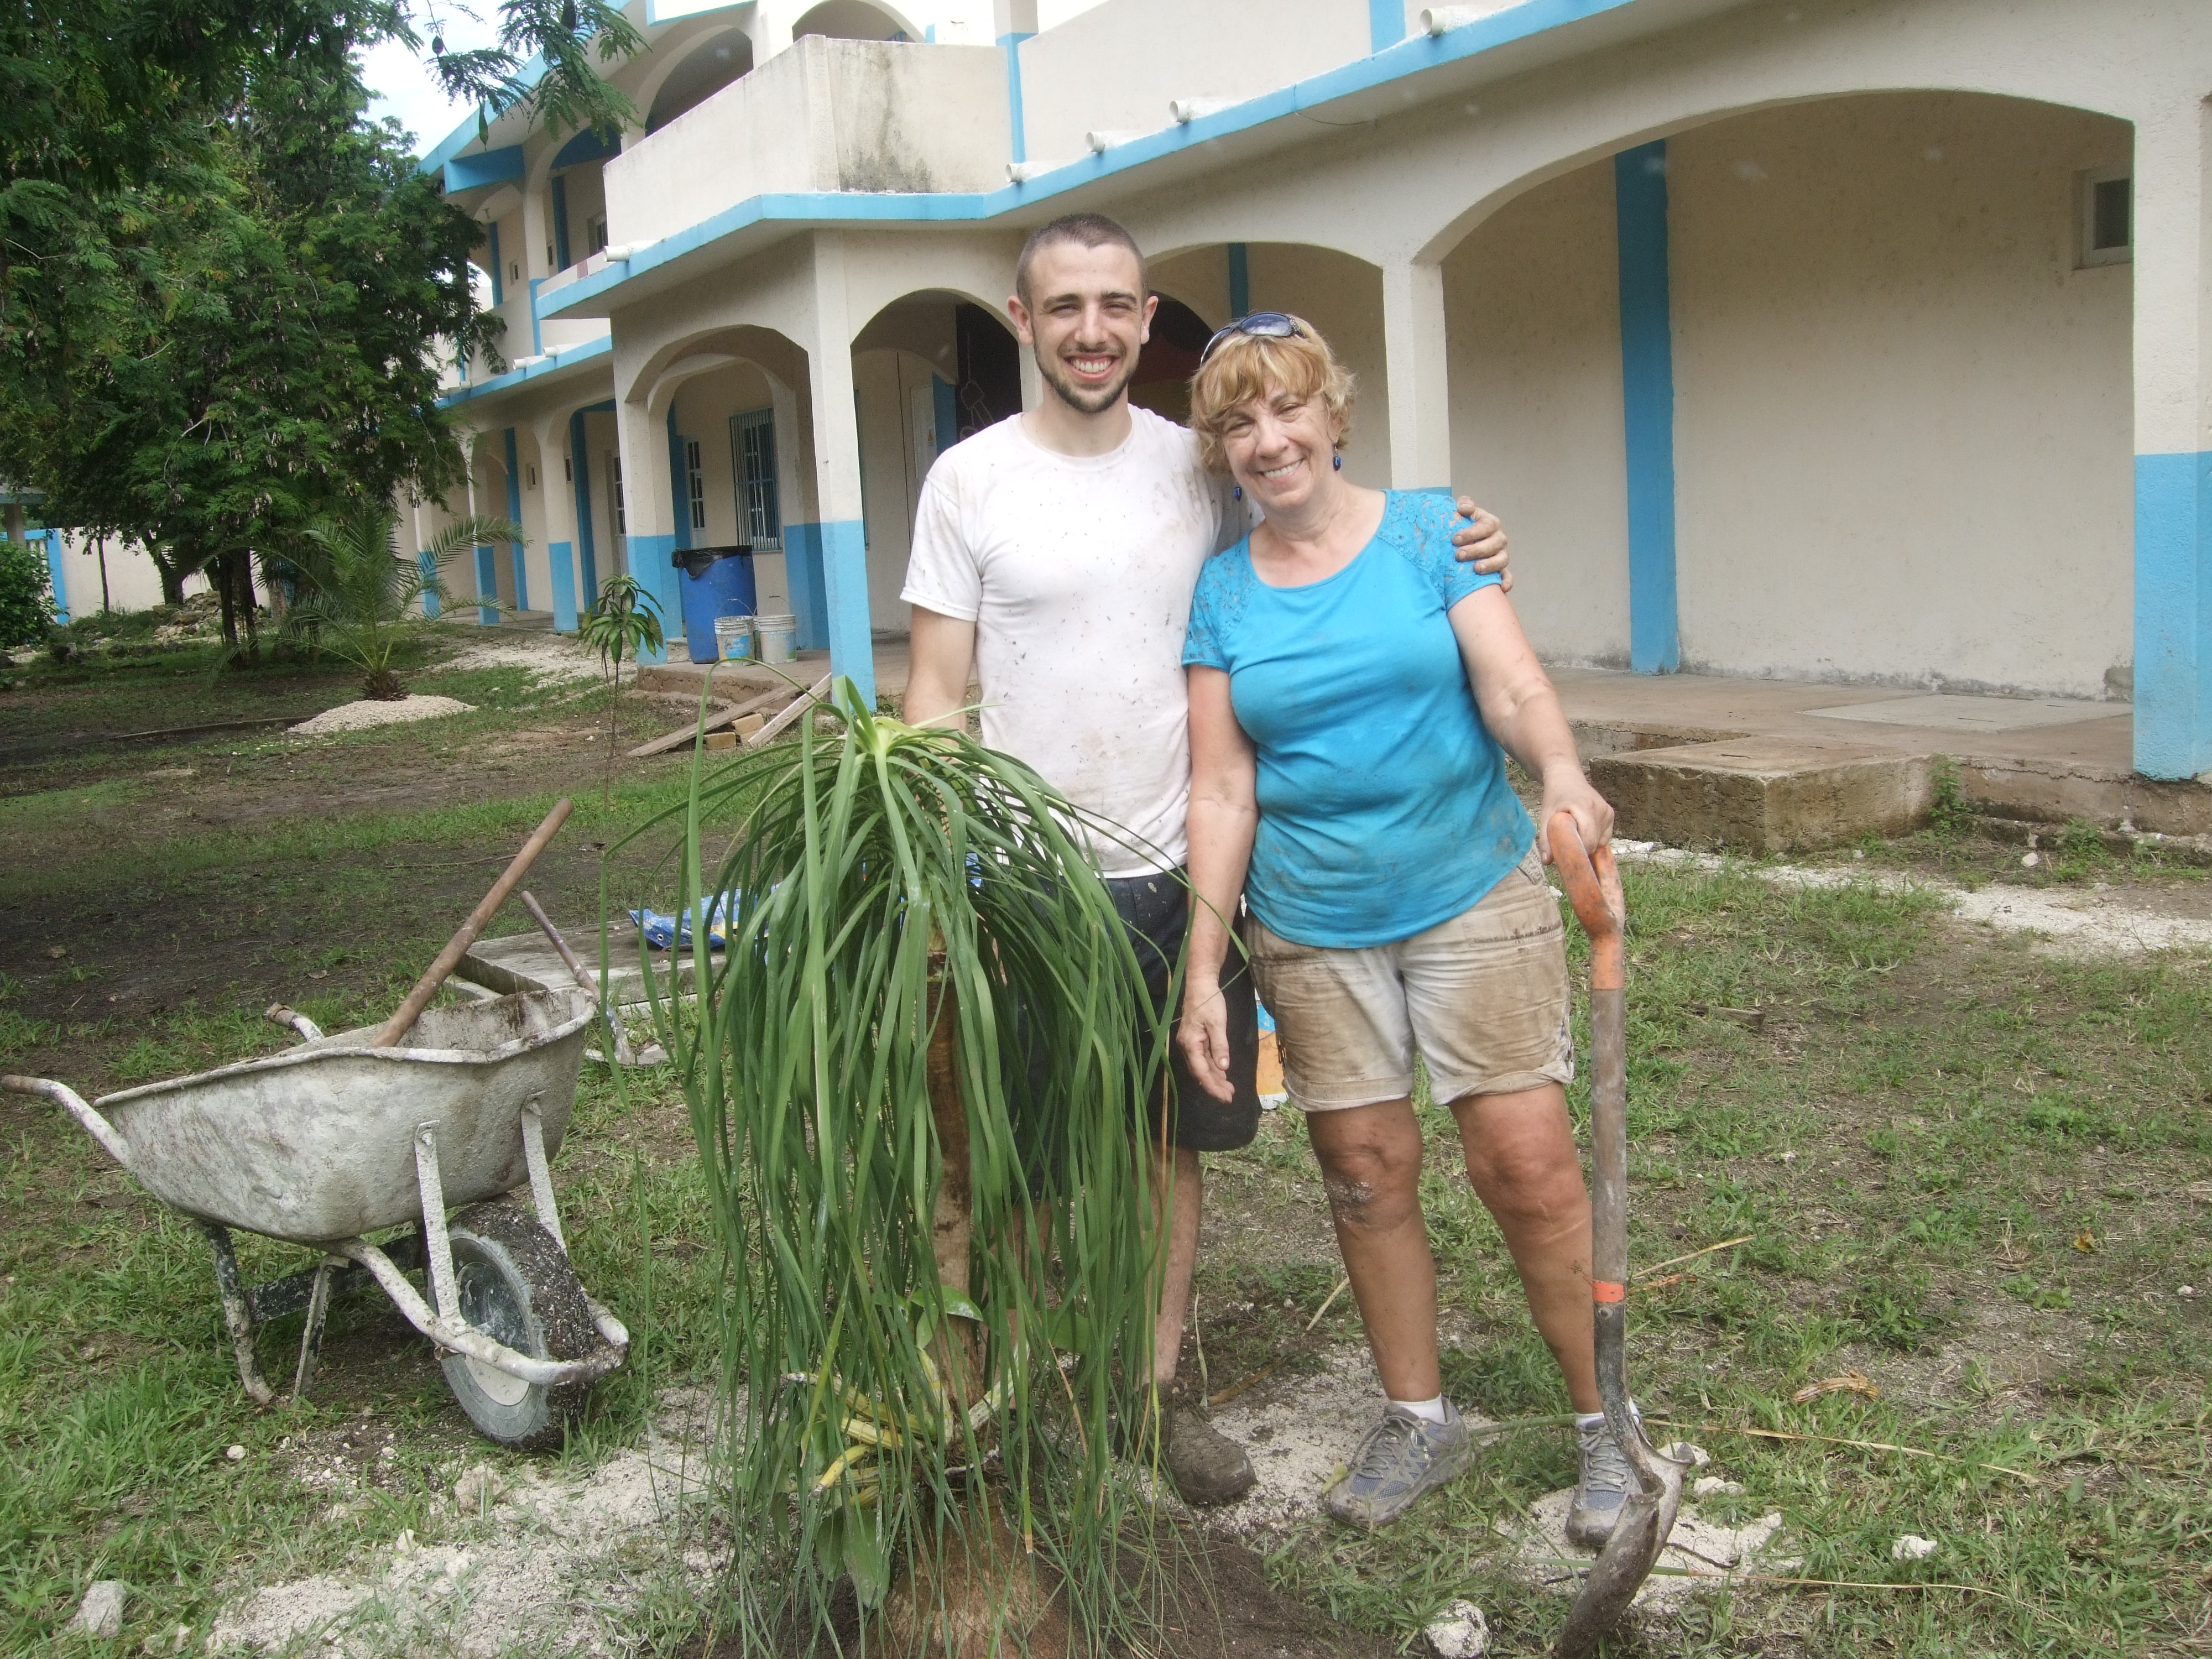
(638, 680, 1174, 1653)
(286, 503, 520, 697)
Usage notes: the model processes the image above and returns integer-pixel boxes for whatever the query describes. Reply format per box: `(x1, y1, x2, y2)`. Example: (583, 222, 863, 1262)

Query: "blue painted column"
(1000, 32, 1034, 165)
(1227, 243, 1251, 320)
(474, 542, 499, 625)
(1367, 0, 1404, 51)
(2133, 453, 2212, 777)
(502, 427, 530, 610)
(781, 523, 831, 651)
(44, 529, 69, 625)
(570, 409, 599, 604)
(666, 408, 693, 554)
(1615, 139, 1679, 674)
(418, 549, 440, 618)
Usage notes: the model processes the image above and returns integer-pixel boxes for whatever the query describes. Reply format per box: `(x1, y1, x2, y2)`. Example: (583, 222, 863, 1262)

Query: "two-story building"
(422, 0, 2212, 782)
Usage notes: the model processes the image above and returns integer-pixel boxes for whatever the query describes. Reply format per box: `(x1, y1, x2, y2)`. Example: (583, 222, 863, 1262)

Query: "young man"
(899, 212, 1510, 1506)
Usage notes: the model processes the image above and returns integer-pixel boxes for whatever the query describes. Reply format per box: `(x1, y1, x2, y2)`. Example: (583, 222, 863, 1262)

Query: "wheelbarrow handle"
(0, 1074, 130, 1167)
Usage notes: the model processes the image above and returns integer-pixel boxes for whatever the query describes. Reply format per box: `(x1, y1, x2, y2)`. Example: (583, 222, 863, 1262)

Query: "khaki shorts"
(1246, 847, 1575, 1112)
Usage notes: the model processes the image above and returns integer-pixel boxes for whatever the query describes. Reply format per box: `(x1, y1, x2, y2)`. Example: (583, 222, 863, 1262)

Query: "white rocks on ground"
(1615, 841, 2212, 956)
(72, 1580, 127, 1638)
(1891, 1533, 1940, 1562)
(1693, 1475, 1746, 1498)
(209, 1397, 718, 1658)
(288, 695, 473, 737)
(1424, 1599, 1490, 1657)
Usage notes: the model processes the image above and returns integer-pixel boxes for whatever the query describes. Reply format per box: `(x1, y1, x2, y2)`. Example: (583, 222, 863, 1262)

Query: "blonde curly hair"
(1187, 314, 1357, 477)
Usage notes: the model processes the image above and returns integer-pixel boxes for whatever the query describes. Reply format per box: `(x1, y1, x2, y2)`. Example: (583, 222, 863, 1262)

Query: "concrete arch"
(621, 322, 813, 413)
(1413, 87, 2127, 267)
(632, 22, 755, 135)
(837, 234, 1028, 349)
(792, 0, 921, 43)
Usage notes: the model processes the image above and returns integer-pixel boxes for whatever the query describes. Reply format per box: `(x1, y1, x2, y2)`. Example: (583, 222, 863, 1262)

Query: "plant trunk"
(925, 945, 980, 1408)
(215, 550, 239, 649)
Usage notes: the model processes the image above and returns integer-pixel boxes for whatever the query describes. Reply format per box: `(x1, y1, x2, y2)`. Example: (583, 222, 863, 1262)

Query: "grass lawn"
(3, 632, 2209, 1656)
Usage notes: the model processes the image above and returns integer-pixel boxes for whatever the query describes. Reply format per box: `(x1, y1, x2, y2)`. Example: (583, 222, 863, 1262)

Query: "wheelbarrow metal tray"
(91, 989, 594, 1245)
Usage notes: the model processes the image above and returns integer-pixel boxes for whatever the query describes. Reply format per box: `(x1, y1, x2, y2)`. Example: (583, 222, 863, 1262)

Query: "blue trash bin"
(672, 545, 757, 664)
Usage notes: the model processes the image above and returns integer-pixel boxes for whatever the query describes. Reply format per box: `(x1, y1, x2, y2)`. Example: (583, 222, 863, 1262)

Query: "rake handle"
(373, 799, 572, 1047)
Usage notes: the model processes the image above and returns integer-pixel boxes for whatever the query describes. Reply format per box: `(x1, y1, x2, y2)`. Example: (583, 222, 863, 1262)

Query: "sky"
(361, 10, 504, 158)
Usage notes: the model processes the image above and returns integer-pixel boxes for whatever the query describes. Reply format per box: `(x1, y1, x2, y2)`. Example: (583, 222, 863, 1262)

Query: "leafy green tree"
(0, 2, 640, 641)
(286, 502, 519, 697)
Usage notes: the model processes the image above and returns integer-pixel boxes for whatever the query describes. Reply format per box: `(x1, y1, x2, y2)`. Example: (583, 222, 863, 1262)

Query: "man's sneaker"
(1161, 1382, 1256, 1506)
(1321, 1402, 1473, 1530)
(1564, 1410, 1640, 1550)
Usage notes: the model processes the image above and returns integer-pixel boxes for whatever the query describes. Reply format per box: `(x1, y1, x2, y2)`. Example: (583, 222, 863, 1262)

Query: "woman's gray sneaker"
(1322, 1402, 1473, 1528)
(1163, 1384, 1256, 1505)
(1565, 1412, 1639, 1548)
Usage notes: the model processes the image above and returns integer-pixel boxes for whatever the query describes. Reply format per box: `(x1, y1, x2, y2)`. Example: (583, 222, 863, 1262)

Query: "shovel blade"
(1550, 1457, 1683, 1658)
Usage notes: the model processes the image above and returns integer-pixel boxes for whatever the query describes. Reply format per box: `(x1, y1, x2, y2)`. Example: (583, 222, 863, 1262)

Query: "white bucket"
(757, 613, 799, 665)
(714, 614, 756, 662)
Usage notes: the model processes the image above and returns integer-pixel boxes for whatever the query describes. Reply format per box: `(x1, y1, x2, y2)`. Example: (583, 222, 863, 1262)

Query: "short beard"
(1035, 346, 1138, 416)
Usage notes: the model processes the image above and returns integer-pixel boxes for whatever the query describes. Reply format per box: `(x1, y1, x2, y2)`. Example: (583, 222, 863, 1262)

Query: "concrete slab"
(1590, 736, 1935, 853)
(1804, 693, 2127, 733)
(1553, 668, 2208, 836)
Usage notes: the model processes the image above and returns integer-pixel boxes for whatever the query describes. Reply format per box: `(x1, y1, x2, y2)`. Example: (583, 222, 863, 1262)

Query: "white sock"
(1390, 1394, 1449, 1424)
(1577, 1400, 1641, 1431)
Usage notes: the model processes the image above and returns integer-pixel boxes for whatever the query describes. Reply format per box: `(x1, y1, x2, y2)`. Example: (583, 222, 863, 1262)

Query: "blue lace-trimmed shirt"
(1182, 488, 1535, 949)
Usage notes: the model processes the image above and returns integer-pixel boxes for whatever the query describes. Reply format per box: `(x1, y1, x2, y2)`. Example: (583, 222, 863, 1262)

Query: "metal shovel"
(1548, 813, 1684, 1658)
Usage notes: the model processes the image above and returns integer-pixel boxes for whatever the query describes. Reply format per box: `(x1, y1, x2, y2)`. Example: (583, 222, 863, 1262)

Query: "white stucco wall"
(606, 37, 1008, 249)
(1016, 0, 1369, 168)
(50, 531, 173, 617)
(1669, 92, 2134, 697)
(854, 347, 952, 631)
(1442, 154, 1630, 668)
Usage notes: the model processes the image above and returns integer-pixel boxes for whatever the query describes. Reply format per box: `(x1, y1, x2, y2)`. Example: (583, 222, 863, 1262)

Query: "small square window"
(2078, 165, 2131, 268)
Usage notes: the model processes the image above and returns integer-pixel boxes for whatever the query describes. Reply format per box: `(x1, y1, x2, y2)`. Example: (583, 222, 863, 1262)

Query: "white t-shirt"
(901, 408, 1242, 878)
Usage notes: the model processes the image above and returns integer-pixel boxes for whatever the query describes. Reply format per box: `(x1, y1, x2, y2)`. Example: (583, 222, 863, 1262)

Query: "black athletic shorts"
(1107, 869, 1262, 1154)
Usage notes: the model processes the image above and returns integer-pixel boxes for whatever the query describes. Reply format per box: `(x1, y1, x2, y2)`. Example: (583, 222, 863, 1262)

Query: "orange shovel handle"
(1548, 810, 1624, 991)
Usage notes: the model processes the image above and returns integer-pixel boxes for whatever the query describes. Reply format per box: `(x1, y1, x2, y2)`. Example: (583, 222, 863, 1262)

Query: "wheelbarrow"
(1549, 813, 1686, 1657)
(1, 800, 630, 1449)
(4, 987, 627, 1447)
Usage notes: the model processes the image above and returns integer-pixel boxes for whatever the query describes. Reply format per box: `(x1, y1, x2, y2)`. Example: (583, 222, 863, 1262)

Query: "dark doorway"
(1130, 295, 1213, 425)
(955, 303, 1022, 439)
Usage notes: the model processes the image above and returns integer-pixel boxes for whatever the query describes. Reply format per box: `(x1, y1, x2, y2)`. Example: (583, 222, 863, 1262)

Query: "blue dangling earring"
(1332, 452, 1343, 471)
(1232, 484, 1243, 500)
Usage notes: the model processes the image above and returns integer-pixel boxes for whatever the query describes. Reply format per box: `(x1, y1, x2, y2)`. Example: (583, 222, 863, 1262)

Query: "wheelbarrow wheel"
(439, 1201, 595, 1450)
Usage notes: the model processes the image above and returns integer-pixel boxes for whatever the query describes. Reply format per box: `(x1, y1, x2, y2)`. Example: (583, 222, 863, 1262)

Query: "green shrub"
(0, 538, 54, 648)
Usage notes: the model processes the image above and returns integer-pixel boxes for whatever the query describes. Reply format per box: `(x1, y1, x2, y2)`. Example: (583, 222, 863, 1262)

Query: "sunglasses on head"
(1199, 311, 1304, 364)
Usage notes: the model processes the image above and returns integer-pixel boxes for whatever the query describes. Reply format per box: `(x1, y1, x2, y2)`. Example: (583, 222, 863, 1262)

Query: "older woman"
(1176, 313, 1629, 1538)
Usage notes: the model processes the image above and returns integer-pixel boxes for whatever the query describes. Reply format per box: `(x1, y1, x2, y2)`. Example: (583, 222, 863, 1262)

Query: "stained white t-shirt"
(901, 409, 1242, 878)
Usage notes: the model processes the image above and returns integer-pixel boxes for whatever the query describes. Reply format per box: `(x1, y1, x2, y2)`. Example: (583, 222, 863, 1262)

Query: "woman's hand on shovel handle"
(1537, 764, 1614, 865)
